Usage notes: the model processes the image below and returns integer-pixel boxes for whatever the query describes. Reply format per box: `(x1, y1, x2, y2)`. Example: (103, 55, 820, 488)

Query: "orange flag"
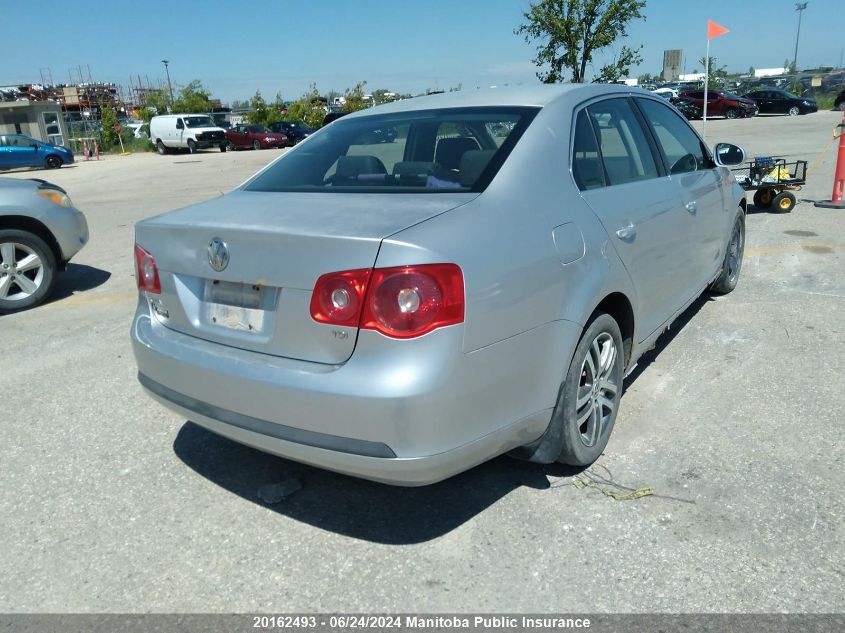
(707, 19, 729, 40)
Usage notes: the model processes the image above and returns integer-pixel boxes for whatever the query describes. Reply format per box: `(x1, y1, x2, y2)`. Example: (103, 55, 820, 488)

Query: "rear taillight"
(310, 268, 370, 327)
(309, 264, 464, 339)
(134, 243, 160, 294)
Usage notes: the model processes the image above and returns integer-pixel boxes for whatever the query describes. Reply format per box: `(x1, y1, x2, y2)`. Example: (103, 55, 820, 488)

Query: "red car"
(678, 89, 758, 119)
(226, 125, 289, 150)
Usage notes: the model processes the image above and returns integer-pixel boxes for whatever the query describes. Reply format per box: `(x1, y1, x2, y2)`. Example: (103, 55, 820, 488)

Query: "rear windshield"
(244, 107, 538, 193)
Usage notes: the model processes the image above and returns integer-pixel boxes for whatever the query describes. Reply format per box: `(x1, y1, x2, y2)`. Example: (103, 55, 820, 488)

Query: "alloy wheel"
(0, 242, 44, 302)
(574, 333, 619, 447)
(788, 106, 800, 116)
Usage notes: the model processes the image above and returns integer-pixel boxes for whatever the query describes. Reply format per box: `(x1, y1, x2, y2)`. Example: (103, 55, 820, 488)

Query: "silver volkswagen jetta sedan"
(132, 84, 747, 485)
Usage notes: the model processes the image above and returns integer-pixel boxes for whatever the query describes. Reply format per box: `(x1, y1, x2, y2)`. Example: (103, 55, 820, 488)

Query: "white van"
(149, 114, 228, 154)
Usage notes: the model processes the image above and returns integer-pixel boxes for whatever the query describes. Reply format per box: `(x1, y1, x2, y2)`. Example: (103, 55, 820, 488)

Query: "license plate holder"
(203, 281, 268, 333)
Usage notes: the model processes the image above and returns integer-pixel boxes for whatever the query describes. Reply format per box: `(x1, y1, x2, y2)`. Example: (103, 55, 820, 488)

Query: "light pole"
(161, 59, 174, 111)
(792, 3, 808, 74)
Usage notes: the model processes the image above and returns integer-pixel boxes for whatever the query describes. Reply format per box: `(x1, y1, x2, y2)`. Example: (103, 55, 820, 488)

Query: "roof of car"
(341, 84, 636, 118)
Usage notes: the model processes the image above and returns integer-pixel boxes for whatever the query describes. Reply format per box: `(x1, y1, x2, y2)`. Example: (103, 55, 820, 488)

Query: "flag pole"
(702, 36, 710, 141)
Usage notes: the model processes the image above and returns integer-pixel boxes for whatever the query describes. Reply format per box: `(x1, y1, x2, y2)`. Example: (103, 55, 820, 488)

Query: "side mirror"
(713, 142, 745, 167)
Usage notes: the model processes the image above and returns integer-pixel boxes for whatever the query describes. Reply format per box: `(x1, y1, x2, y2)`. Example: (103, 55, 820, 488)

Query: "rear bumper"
(131, 300, 577, 485)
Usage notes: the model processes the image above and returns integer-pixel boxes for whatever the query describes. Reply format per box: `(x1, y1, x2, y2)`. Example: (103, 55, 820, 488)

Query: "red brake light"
(310, 263, 464, 339)
(134, 244, 161, 294)
(310, 268, 370, 326)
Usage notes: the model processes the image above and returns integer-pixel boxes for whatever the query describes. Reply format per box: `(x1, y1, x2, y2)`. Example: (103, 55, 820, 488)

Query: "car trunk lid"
(135, 190, 475, 364)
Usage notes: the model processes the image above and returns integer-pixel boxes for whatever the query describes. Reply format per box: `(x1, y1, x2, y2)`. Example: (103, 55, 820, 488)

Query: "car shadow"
(623, 293, 712, 392)
(172, 421, 584, 544)
(47, 263, 111, 303)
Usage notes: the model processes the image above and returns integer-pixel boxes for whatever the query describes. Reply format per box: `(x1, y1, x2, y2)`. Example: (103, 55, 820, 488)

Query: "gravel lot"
(1, 110, 843, 613)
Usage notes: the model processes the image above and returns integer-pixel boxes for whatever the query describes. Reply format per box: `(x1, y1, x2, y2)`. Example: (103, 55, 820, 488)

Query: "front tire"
(724, 107, 739, 119)
(773, 191, 796, 213)
(710, 210, 745, 295)
(553, 313, 624, 466)
(788, 106, 800, 116)
(44, 155, 62, 169)
(253, 140, 261, 151)
(0, 230, 57, 314)
(187, 139, 197, 154)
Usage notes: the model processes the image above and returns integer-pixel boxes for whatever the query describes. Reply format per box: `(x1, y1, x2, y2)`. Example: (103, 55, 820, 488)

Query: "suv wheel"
(788, 106, 800, 116)
(0, 230, 57, 314)
(253, 140, 261, 151)
(724, 107, 740, 119)
(187, 139, 197, 154)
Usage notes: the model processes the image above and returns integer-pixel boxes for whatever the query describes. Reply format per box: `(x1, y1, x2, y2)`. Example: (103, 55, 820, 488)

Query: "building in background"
(662, 49, 683, 81)
(0, 101, 69, 145)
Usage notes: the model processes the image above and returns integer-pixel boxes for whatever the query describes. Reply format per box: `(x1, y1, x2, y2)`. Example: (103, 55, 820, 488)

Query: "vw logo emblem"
(207, 238, 229, 272)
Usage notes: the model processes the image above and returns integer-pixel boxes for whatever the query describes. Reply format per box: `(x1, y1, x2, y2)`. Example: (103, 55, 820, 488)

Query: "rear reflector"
(134, 244, 161, 294)
(310, 264, 464, 339)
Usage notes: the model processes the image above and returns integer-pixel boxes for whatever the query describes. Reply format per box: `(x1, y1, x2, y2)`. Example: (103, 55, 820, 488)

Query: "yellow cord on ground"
(572, 477, 654, 501)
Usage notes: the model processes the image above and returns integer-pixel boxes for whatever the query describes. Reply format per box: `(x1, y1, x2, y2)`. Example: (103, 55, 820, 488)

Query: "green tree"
(342, 81, 369, 112)
(246, 90, 270, 126)
(594, 46, 643, 83)
(138, 89, 169, 122)
(286, 84, 326, 128)
(699, 56, 727, 87)
(99, 99, 119, 148)
(172, 80, 213, 113)
(516, 0, 646, 83)
(230, 99, 250, 109)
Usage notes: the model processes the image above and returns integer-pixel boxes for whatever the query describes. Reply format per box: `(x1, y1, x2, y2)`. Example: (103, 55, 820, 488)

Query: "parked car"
(0, 135, 74, 170)
(652, 87, 678, 99)
(131, 85, 747, 486)
(834, 90, 845, 112)
(744, 90, 818, 116)
(679, 89, 758, 119)
(267, 120, 315, 145)
(670, 96, 703, 120)
(149, 114, 228, 155)
(0, 178, 88, 313)
(225, 125, 288, 151)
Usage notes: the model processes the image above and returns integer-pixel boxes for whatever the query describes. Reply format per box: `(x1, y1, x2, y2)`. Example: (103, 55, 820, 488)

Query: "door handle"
(685, 201, 698, 214)
(615, 222, 637, 241)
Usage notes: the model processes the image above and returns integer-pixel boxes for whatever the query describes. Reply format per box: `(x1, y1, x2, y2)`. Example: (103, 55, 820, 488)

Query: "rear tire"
(44, 155, 62, 169)
(552, 312, 624, 466)
(0, 229, 57, 314)
(710, 210, 745, 295)
(772, 191, 796, 213)
(753, 188, 774, 209)
(724, 107, 740, 119)
(156, 140, 167, 155)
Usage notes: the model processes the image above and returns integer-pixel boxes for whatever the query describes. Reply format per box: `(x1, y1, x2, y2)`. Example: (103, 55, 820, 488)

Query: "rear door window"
(571, 110, 605, 190)
(587, 98, 659, 186)
(635, 98, 710, 174)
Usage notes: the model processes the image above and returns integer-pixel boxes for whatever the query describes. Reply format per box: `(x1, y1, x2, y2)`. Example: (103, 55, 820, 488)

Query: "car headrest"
(458, 150, 496, 187)
(435, 137, 481, 171)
